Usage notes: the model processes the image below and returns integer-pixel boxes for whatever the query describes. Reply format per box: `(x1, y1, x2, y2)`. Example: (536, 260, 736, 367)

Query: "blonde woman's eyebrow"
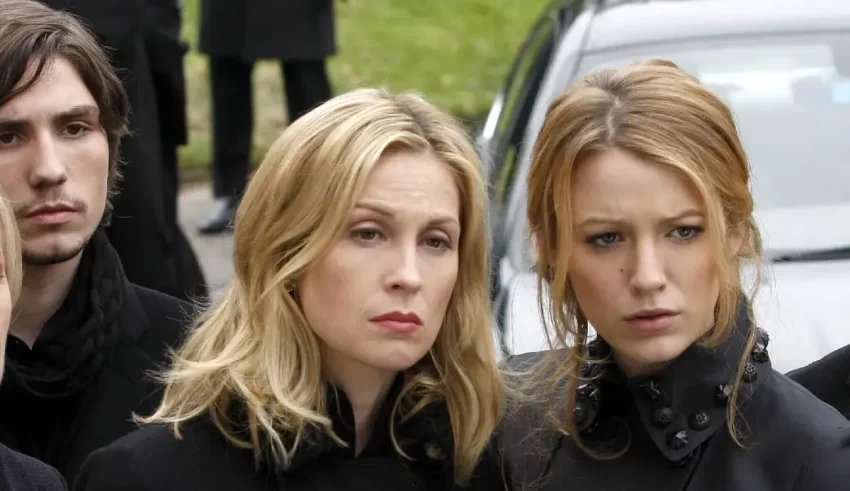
(354, 202, 460, 230)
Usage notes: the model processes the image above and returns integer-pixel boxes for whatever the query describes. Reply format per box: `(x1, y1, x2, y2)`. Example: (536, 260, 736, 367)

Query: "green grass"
(177, 0, 549, 181)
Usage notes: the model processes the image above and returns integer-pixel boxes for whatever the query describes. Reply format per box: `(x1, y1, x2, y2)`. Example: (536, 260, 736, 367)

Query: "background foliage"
(176, 0, 548, 180)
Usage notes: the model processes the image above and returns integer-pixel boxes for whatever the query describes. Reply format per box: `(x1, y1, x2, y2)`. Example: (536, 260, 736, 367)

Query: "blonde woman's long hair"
(141, 88, 503, 484)
(524, 59, 763, 455)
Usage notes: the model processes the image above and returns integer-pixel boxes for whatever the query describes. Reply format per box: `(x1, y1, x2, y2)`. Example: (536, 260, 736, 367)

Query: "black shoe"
(198, 197, 237, 235)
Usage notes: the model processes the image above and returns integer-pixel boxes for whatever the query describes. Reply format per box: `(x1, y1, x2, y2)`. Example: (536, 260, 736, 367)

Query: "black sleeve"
(787, 344, 850, 418)
(792, 426, 850, 491)
(71, 444, 150, 491)
(40, 465, 67, 491)
(11, 452, 68, 491)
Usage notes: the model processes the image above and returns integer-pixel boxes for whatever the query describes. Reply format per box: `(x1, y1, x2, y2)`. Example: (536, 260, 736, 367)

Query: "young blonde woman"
(72, 88, 504, 490)
(0, 192, 66, 490)
(479, 60, 850, 490)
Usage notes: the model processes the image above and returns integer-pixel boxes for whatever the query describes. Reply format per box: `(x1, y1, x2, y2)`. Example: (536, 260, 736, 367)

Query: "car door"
(478, 0, 577, 299)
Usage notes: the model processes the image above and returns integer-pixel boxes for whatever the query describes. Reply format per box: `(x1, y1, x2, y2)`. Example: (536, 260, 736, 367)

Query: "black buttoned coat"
(473, 309, 850, 491)
(72, 376, 457, 491)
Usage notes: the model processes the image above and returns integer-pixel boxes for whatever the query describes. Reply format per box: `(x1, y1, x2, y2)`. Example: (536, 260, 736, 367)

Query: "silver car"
(480, 0, 850, 373)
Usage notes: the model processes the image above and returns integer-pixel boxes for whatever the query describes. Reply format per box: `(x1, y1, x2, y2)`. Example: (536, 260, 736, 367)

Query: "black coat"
(144, 0, 189, 148)
(73, 376, 457, 491)
(787, 344, 850, 419)
(477, 313, 850, 491)
(0, 443, 67, 491)
(0, 231, 191, 483)
(198, 0, 337, 62)
(39, 0, 207, 303)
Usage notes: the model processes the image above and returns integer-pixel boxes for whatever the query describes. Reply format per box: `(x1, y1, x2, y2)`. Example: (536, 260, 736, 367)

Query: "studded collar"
(574, 300, 771, 464)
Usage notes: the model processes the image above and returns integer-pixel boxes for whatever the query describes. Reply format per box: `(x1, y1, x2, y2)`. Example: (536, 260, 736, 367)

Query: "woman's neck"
(324, 356, 398, 454)
(614, 351, 671, 378)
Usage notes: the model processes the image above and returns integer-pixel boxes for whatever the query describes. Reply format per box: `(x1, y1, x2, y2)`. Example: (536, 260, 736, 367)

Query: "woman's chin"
(613, 334, 693, 376)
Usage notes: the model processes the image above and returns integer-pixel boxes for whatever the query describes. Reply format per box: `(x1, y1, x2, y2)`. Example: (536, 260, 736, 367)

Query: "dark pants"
(209, 56, 332, 199)
(162, 143, 209, 302)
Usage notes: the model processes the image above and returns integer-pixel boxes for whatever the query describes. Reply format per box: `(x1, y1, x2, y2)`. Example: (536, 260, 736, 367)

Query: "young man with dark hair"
(0, 0, 190, 482)
(40, 0, 208, 303)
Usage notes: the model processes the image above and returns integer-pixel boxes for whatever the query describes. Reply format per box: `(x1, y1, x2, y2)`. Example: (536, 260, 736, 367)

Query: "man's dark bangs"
(0, 29, 58, 107)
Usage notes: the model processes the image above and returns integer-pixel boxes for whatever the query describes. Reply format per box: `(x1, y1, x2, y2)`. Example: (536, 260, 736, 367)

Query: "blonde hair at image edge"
(139, 88, 504, 485)
(524, 59, 763, 454)
(0, 192, 22, 307)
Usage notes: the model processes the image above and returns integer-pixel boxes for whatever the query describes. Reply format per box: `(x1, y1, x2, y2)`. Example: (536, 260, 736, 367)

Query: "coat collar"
(575, 299, 772, 464)
(245, 374, 455, 476)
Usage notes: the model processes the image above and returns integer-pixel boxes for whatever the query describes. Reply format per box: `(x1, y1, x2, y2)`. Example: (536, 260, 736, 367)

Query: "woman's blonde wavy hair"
(141, 88, 504, 485)
(524, 59, 763, 455)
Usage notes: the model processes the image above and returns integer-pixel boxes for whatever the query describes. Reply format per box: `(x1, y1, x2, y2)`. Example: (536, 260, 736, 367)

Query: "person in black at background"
(789, 344, 850, 419)
(197, 0, 336, 234)
(145, 0, 189, 230)
(0, 0, 190, 482)
(142, 0, 208, 300)
(39, 0, 208, 303)
(0, 192, 66, 491)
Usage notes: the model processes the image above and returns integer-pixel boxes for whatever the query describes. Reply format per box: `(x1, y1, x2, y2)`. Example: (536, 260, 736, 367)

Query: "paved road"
(178, 184, 233, 300)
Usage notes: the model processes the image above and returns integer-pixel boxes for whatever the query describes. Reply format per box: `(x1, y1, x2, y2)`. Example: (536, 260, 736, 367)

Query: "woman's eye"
(671, 226, 703, 241)
(588, 232, 621, 247)
(424, 237, 450, 250)
(353, 228, 383, 242)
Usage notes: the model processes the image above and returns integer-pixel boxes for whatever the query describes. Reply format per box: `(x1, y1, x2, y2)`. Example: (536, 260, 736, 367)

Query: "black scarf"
(0, 229, 125, 461)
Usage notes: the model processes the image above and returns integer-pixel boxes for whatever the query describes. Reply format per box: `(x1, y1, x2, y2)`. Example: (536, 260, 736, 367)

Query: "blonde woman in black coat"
(72, 88, 504, 491)
(476, 59, 850, 491)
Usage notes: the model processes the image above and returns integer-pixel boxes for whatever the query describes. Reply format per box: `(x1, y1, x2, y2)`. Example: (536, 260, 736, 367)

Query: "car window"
(484, 4, 564, 239)
(500, 30, 850, 368)
(574, 32, 850, 211)
(512, 31, 850, 266)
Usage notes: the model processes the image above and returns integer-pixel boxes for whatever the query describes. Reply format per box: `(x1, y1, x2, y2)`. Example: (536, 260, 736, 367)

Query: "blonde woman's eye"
(588, 232, 621, 247)
(671, 226, 703, 241)
(353, 228, 382, 242)
(424, 237, 451, 250)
